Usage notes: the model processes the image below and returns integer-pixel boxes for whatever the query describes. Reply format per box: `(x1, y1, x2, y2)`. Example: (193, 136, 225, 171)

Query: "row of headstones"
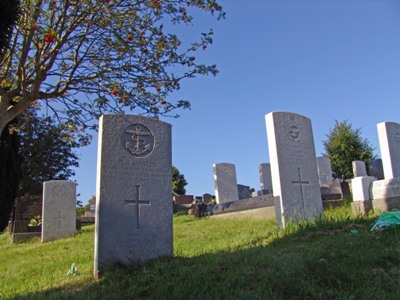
(10, 180, 77, 243)
(351, 122, 400, 213)
(93, 114, 399, 277)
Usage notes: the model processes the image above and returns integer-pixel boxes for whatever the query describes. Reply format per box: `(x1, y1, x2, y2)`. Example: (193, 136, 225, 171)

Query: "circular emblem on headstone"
(123, 124, 155, 157)
(52, 185, 67, 198)
(289, 125, 301, 140)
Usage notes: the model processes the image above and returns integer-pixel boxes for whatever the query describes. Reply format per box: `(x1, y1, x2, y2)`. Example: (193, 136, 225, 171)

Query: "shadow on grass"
(10, 216, 400, 300)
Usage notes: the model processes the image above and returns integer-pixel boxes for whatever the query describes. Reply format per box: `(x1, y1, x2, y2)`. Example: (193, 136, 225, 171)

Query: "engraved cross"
(54, 211, 62, 231)
(125, 185, 150, 229)
(292, 168, 309, 212)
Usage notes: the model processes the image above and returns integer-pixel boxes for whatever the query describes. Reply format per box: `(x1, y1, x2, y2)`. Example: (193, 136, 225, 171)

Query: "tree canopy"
(17, 108, 80, 196)
(0, 0, 225, 135)
(322, 120, 376, 180)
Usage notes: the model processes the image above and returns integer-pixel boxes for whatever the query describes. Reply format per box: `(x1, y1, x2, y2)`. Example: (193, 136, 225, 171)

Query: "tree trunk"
(0, 119, 21, 233)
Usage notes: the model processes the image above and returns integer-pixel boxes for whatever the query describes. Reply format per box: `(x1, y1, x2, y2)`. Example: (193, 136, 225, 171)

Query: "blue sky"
(73, 0, 400, 204)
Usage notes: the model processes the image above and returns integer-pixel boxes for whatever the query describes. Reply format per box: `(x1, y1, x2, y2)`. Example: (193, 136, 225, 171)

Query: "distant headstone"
(213, 163, 239, 204)
(258, 163, 273, 193)
(10, 195, 42, 242)
(369, 159, 384, 180)
(352, 161, 367, 178)
(266, 111, 323, 228)
(94, 115, 172, 278)
(377, 122, 400, 179)
(202, 193, 212, 204)
(316, 156, 333, 185)
(237, 184, 253, 200)
(41, 180, 76, 242)
(173, 195, 193, 205)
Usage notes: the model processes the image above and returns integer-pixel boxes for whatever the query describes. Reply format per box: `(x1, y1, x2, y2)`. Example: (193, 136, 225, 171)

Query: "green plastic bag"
(371, 211, 400, 231)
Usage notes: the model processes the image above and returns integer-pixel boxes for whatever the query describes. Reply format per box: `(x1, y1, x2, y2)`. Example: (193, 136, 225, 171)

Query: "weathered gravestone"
(316, 156, 333, 185)
(94, 115, 172, 278)
(10, 195, 42, 242)
(259, 163, 273, 193)
(377, 121, 400, 179)
(213, 163, 239, 204)
(266, 112, 323, 228)
(41, 180, 77, 242)
(352, 160, 367, 178)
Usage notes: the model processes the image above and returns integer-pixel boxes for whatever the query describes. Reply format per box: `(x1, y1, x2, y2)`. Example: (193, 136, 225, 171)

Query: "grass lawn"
(1, 205, 400, 299)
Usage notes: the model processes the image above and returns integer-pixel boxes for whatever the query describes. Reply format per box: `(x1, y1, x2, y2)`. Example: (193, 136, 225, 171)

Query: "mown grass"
(1, 205, 400, 299)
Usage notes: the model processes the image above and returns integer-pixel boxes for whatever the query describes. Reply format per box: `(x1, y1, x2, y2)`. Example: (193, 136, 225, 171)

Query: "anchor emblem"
(123, 124, 154, 157)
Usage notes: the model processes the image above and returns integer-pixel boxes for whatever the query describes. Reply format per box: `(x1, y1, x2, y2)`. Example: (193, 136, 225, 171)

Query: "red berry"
(111, 89, 118, 95)
(104, 0, 110, 2)
(9, 131, 14, 135)
(44, 33, 55, 43)
(31, 23, 38, 30)
(127, 35, 133, 41)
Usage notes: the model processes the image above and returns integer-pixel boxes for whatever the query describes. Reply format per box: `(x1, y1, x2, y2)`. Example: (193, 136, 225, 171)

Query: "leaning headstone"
(265, 111, 323, 228)
(258, 163, 273, 193)
(316, 156, 333, 185)
(377, 122, 400, 179)
(369, 159, 384, 180)
(213, 163, 239, 204)
(41, 180, 76, 242)
(94, 115, 172, 278)
(202, 193, 213, 204)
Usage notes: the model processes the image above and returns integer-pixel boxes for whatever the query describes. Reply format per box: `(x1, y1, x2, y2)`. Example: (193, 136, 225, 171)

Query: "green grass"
(1, 205, 400, 299)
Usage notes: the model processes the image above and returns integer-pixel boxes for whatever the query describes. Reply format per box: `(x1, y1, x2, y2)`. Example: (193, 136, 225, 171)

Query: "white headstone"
(352, 160, 367, 177)
(213, 163, 239, 204)
(94, 115, 172, 278)
(266, 111, 323, 228)
(41, 180, 76, 242)
(259, 163, 273, 192)
(316, 156, 333, 185)
(352, 176, 376, 201)
(377, 122, 400, 179)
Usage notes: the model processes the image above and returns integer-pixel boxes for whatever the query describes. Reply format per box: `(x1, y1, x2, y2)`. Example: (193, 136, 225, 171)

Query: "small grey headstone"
(94, 115, 172, 278)
(377, 121, 400, 179)
(316, 156, 333, 185)
(41, 180, 76, 242)
(266, 111, 323, 228)
(213, 163, 239, 204)
(259, 163, 273, 192)
(352, 161, 367, 178)
(237, 184, 253, 200)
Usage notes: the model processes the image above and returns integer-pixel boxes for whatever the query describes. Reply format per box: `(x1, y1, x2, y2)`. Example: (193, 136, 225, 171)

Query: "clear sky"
(73, 0, 400, 204)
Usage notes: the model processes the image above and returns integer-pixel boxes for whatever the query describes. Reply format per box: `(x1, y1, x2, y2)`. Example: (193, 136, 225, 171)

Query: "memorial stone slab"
(377, 122, 400, 179)
(259, 163, 273, 193)
(266, 111, 323, 228)
(316, 156, 333, 185)
(10, 195, 42, 242)
(41, 180, 76, 242)
(352, 161, 367, 178)
(213, 163, 239, 204)
(369, 159, 384, 180)
(94, 115, 172, 278)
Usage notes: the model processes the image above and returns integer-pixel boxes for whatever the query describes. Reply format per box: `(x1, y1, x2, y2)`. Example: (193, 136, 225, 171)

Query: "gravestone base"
(11, 232, 41, 243)
(322, 199, 345, 209)
(351, 200, 373, 216)
(371, 196, 400, 213)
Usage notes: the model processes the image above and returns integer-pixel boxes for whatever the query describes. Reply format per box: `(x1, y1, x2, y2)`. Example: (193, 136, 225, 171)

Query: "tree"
(17, 107, 81, 196)
(322, 120, 376, 180)
(0, 0, 20, 52)
(172, 166, 187, 195)
(0, 0, 225, 135)
(0, 120, 21, 232)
